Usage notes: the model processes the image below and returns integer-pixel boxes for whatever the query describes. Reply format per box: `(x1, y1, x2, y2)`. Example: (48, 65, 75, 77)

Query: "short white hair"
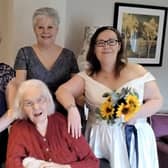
(14, 79, 55, 119)
(32, 7, 60, 27)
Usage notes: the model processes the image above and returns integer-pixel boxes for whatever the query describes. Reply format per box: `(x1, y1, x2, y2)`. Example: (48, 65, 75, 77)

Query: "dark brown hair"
(86, 26, 127, 78)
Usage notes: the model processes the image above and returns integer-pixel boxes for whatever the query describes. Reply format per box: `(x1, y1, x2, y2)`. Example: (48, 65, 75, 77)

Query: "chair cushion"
(151, 113, 168, 138)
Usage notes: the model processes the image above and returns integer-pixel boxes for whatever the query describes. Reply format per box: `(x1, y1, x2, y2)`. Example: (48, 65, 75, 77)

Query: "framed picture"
(113, 3, 167, 66)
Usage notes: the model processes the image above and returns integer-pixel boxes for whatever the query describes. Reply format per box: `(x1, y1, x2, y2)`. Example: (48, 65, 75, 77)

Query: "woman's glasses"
(95, 39, 119, 47)
(23, 96, 46, 108)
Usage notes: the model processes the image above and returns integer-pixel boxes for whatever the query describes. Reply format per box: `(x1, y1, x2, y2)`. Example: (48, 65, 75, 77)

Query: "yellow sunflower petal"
(99, 98, 114, 120)
(124, 95, 140, 121)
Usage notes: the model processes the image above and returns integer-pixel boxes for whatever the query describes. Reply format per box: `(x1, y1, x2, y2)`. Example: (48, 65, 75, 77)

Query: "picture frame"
(113, 3, 167, 66)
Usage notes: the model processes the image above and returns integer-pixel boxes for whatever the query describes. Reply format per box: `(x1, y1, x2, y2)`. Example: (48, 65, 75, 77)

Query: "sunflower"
(126, 94, 140, 113)
(100, 97, 114, 120)
(98, 87, 140, 124)
(116, 94, 140, 122)
(116, 103, 131, 121)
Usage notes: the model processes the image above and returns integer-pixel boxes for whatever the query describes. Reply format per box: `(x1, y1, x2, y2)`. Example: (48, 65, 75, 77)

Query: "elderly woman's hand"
(67, 105, 82, 139)
(23, 157, 71, 168)
(40, 162, 71, 168)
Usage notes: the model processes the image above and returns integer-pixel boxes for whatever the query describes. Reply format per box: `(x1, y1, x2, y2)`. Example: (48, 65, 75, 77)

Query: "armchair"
(150, 113, 168, 168)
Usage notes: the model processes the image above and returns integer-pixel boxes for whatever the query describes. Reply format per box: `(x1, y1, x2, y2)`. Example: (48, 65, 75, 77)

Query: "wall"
(0, 0, 13, 64)
(0, 0, 168, 111)
(65, 0, 168, 111)
(0, 0, 66, 65)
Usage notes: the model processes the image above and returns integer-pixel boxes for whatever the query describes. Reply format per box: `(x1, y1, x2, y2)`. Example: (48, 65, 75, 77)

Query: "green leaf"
(102, 92, 111, 97)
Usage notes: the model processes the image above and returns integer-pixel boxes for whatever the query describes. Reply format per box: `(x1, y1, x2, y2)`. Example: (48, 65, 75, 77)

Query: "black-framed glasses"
(95, 39, 119, 47)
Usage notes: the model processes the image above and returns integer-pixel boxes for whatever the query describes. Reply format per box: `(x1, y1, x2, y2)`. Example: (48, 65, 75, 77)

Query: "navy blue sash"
(125, 125, 138, 168)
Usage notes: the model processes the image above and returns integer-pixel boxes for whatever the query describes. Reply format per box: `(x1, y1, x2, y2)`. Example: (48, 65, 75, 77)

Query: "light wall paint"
(65, 0, 168, 111)
(0, 0, 168, 111)
(0, 0, 66, 65)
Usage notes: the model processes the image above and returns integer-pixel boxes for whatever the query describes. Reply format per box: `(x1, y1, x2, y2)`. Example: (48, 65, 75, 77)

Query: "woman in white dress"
(56, 26, 163, 168)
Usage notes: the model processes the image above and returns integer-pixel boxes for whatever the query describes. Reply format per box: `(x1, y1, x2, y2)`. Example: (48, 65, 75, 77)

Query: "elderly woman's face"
(21, 87, 48, 125)
(33, 15, 58, 46)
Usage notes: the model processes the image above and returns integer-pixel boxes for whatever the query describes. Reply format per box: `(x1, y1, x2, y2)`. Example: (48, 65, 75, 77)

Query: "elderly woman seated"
(6, 79, 99, 168)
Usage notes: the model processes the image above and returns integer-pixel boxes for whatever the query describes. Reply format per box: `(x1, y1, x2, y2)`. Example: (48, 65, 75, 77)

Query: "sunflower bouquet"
(96, 87, 140, 124)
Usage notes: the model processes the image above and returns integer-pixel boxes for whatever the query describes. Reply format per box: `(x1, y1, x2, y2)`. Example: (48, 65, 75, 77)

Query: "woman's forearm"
(5, 78, 17, 109)
(136, 98, 163, 119)
(0, 110, 14, 132)
(56, 86, 77, 111)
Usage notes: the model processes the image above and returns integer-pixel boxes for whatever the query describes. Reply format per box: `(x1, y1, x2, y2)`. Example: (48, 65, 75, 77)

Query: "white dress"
(78, 71, 158, 168)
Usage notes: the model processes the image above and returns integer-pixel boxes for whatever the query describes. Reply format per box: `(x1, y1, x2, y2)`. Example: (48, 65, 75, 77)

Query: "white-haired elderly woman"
(6, 79, 99, 168)
(11, 7, 82, 139)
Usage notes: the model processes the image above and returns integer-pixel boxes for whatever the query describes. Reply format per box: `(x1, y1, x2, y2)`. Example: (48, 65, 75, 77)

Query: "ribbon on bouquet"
(125, 125, 139, 168)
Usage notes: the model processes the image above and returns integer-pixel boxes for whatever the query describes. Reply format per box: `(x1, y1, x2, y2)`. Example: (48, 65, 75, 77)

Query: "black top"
(14, 47, 79, 113)
(0, 63, 15, 116)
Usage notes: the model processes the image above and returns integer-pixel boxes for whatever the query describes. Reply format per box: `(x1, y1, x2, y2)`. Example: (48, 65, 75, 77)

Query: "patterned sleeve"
(14, 47, 28, 70)
(0, 63, 15, 92)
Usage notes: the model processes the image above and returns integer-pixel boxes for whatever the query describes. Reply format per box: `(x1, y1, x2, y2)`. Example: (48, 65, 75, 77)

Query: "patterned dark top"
(0, 63, 15, 116)
(0, 63, 15, 93)
(14, 47, 79, 113)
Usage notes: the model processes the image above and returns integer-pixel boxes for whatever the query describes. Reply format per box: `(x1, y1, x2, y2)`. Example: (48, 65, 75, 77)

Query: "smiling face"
(95, 30, 121, 65)
(33, 15, 58, 47)
(21, 87, 49, 125)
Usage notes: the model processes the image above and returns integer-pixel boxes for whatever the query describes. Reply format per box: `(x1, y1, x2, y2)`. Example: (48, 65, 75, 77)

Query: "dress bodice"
(78, 71, 155, 123)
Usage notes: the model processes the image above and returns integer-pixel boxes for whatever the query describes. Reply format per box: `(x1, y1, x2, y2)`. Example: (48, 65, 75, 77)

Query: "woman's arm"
(0, 71, 27, 132)
(129, 80, 163, 123)
(0, 109, 13, 132)
(5, 78, 17, 109)
(56, 75, 85, 139)
(0, 78, 16, 132)
(0, 71, 27, 133)
(6, 70, 27, 109)
(15, 70, 27, 88)
(139, 80, 162, 117)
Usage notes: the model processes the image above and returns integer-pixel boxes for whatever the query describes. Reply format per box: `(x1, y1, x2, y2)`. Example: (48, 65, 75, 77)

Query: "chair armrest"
(157, 141, 168, 154)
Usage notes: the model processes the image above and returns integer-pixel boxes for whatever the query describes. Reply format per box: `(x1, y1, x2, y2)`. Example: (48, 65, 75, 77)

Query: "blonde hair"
(14, 79, 55, 119)
(32, 7, 60, 27)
